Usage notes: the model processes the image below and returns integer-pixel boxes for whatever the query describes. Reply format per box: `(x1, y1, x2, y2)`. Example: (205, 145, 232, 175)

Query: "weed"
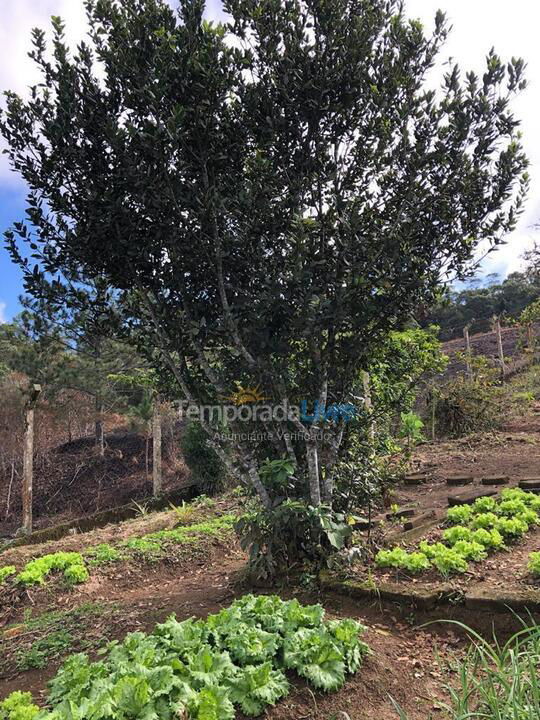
(16, 630, 74, 670)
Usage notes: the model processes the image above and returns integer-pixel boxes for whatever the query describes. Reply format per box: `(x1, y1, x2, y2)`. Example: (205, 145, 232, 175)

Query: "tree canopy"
(0, 0, 529, 565)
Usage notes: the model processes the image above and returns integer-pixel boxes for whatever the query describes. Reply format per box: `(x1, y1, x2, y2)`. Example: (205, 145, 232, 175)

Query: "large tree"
(1, 0, 528, 554)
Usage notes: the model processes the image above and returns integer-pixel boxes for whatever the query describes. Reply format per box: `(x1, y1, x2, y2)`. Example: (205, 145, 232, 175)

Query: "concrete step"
(448, 488, 498, 507)
(519, 478, 540, 489)
(481, 476, 510, 486)
(403, 474, 428, 486)
(446, 476, 474, 487)
(386, 507, 415, 520)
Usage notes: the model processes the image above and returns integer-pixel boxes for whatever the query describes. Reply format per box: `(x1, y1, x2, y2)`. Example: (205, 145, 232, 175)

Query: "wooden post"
(22, 384, 41, 535)
(492, 316, 506, 379)
(527, 324, 535, 365)
(361, 371, 375, 440)
(95, 396, 105, 456)
(152, 397, 162, 497)
(463, 324, 473, 379)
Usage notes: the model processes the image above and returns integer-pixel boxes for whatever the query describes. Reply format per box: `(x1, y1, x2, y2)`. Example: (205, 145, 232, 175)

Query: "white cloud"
(0, 301, 6, 323)
(0, 1, 88, 184)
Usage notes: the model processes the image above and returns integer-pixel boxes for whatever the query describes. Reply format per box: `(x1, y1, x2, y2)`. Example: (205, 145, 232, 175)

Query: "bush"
(180, 421, 226, 495)
(434, 357, 501, 438)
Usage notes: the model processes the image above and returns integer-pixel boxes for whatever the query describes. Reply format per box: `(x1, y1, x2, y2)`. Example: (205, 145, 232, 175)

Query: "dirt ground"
(0, 543, 470, 720)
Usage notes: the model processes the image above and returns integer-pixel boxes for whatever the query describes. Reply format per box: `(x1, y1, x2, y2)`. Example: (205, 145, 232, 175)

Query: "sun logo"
(224, 383, 267, 405)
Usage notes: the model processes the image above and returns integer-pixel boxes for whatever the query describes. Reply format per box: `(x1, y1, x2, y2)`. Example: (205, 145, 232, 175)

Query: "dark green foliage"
(180, 421, 226, 494)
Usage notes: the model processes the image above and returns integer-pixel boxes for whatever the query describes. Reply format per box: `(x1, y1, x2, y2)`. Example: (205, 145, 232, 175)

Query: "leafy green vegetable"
(442, 526, 474, 545)
(374, 548, 430, 573)
(16, 552, 88, 586)
(283, 628, 346, 691)
(227, 663, 288, 716)
(528, 552, 540, 576)
(0, 692, 41, 720)
(0, 565, 16, 584)
(5, 595, 369, 719)
(446, 505, 473, 525)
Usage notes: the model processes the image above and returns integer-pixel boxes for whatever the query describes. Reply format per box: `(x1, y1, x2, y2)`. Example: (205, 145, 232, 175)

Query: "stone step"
(403, 510, 436, 531)
(352, 519, 380, 531)
(519, 478, 540, 489)
(385, 507, 415, 521)
(481, 476, 510, 486)
(403, 473, 428, 486)
(446, 476, 474, 487)
(448, 488, 498, 507)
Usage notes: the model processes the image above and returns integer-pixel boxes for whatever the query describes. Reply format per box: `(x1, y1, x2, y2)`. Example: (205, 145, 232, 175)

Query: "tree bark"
(152, 397, 162, 496)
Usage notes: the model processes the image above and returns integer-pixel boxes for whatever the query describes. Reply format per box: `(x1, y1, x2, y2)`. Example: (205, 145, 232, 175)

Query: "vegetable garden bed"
(338, 488, 540, 613)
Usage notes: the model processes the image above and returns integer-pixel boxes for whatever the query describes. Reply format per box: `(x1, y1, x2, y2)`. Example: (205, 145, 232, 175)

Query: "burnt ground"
(0, 430, 189, 537)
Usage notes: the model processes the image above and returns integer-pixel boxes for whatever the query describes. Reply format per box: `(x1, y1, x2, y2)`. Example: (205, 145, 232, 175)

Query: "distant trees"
(426, 271, 540, 340)
(0, 0, 529, 568)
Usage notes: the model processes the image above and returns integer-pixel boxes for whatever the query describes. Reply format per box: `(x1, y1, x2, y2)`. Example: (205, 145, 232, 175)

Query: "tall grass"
(390, 620, 540, 719)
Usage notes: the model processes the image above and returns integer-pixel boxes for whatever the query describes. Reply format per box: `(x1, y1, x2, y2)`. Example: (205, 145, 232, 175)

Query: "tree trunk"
(361, 370, 374, 440)
(152, 398, 162, 497)
(22, 384, 41, 535)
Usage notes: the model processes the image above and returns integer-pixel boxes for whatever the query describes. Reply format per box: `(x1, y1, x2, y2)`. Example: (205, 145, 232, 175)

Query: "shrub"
(180, 420, 226, 495)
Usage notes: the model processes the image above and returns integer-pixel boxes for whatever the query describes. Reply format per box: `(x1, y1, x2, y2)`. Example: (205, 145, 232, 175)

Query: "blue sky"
(1, 0, 539, 323)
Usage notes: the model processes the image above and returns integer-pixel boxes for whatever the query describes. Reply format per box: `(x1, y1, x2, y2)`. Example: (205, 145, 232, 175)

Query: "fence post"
(22, 384, 41, 535)
(492, 316, 506, 380)
(463, 323, 473, 379)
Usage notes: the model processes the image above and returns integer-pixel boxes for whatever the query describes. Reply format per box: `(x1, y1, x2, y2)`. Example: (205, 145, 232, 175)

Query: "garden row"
(0, 594, 369, 720)
(0, 508, 235, 592)
(376, 488, 540, 578)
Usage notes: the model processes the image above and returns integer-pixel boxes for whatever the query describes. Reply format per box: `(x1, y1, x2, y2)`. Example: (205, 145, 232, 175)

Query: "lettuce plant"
(0, 565, 16, 584)
(528, 552, 540, 576)
(473, 496, 497, 513)
(6, 594, 369, 719)
(471, 528, 505, 550)
(374, 548, 430, 573)
(495, 516, 529, 539)
(470, 512, 499, 530)
(446, 505, 473, 525)
(442, 526, 474, 545)
(16, 552, 88, 586)
(451, 541, 487, 562)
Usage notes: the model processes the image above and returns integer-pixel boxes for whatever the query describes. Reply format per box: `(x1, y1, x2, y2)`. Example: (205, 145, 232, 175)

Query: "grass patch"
(392, 620, 540, 718)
